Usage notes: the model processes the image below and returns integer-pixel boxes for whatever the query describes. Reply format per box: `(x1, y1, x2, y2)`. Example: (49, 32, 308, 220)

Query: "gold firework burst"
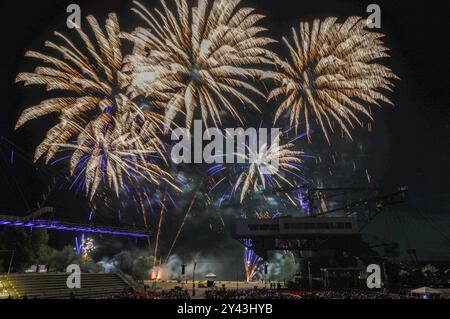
(266, 17, 399, 143)
(57, 112, 179, 200)
(254, 209, 273, 220)
(123, 0, 277, 129)
(15, 13, 143, 163)
(234, 132, 304, 203)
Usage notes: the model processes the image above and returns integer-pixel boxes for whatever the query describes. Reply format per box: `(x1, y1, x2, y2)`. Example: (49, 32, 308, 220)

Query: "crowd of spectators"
(105, 287, 191, 299)
(303, 289, 391, 299)
(206, 288, 297, 299)
(104, 287, 398, 300)
(205, 288, 395, 299)
(156, 287, 191, 299)
(22, 287, 449, 299)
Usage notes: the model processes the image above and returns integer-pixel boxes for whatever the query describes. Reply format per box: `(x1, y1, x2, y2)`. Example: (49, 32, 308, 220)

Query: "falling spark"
(139, 194, 152, 250)
(366, 169, 372, 184)
(153, 194, 167, 267)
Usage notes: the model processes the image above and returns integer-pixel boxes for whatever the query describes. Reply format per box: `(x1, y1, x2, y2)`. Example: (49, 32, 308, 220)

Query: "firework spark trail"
(244, 238, 263, 283)
(139, 194, 152, 250)
(74, 234, 84, 256)
(165, 186, 201, 263)
(153, 194, 167, 269)
(124, 0, 278, 129)
(264, 16, 399, 143)
(242, 210, 281, 282)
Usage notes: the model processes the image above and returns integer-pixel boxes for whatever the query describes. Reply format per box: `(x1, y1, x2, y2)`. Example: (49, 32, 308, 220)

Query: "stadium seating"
(2, 273, 133, 299)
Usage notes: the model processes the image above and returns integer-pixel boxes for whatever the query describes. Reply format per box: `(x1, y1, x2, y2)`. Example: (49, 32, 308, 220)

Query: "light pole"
(0, 250, 14, 275)
(264, 263, 268, 288)
(190, 260, 220, 296)
(308, 260, 312, 291)
(192, 261, 197, 297)
(182, 263, 187, 285)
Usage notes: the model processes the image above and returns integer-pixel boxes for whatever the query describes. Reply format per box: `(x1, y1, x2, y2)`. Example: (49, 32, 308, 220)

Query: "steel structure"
(0, 214, 150, 238)
(233, 186, 408, 258)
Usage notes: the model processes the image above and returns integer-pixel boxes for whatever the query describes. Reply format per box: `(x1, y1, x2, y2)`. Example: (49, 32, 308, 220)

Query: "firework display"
(234, 131, 306, 203)
(75, 235, 97, 262)
(59, 113, 179, 200)
(15, 13, 180, 199)
(5, 0, 412, 301)
(265, 17, 398, 142)
(242, 210, 281, 282)
(243, 238, 264, 283)
(16, 14, 136, 162)
(123, 0, 277, 128)
(205, 128, 311, 211)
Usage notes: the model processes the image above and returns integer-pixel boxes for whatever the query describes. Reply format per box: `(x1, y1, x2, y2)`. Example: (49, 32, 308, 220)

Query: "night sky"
(0, 0, 449, 265)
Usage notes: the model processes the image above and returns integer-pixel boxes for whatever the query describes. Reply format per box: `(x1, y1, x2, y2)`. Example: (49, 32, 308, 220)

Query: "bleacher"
(1, 273, 134, 299)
